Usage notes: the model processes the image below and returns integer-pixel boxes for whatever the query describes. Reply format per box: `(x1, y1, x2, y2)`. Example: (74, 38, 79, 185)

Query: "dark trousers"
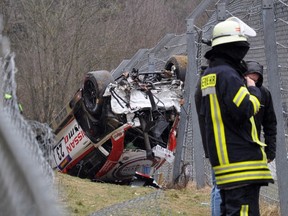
(220, 184, 261, 216)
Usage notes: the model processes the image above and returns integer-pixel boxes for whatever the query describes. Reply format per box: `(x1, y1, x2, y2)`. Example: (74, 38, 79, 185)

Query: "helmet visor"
(226, 17, 256, 37)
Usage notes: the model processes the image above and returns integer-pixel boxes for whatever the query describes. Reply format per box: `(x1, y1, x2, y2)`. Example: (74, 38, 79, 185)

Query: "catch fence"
(0, 16, 63, 215)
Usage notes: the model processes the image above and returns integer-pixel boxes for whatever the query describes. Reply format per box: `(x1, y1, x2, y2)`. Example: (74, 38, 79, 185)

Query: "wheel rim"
(84, 80, 97, 110)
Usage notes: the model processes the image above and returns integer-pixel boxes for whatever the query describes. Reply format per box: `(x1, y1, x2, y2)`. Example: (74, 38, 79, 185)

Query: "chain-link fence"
(0, 16, 64, 216)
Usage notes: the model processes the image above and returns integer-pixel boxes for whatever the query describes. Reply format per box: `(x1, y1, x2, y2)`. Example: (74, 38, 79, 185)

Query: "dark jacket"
(199, 47, 273, 189)
(244, 61, 277, 161)
(195, 66, 209, 158)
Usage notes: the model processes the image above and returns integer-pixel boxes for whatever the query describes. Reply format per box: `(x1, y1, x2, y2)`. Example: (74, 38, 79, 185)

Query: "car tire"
(82, 70, 114, 116)
(164, 55, 187, 82)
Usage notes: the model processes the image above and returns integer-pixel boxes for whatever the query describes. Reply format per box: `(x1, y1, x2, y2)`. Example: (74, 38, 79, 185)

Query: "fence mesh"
(0, 17, 63, 215)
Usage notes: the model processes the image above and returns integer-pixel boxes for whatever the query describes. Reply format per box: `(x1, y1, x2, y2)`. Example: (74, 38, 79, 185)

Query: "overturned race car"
(50, 55, 187, 184)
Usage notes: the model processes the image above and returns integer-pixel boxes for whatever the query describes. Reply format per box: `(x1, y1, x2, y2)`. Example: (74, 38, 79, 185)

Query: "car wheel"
(82, 70, 114, 116)
(164, 55, 187, 82)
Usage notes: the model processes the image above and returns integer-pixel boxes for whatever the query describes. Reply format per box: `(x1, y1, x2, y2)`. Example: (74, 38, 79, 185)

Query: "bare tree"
(8, 0, 122, 122)
(1, 0, 202, 123)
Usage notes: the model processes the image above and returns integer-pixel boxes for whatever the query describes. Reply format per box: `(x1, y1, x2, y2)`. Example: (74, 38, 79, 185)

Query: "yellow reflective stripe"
(214, 161, 270, 174)
(249, 95, 260, 114)
(250, 117, 266, 147)
(240, 205, 249, 216)
(202, 86, 216, 96)
(216, 170, 273, 185)
(233, 86, 248, 107)
(209, 94, 229, 165)
(260, 145, 267, 161)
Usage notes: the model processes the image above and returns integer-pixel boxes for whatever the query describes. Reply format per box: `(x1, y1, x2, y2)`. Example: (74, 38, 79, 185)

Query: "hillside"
(56, 172, 279, 216)
(56, 172, 211, 216)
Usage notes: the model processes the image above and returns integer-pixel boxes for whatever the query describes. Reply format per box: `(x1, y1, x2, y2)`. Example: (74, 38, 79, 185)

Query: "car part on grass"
(131, 171, 161, 189)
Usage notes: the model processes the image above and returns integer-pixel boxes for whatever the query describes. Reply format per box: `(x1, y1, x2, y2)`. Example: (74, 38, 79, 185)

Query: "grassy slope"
(56, 172, 279, 216)
(56, 172, 211, 216)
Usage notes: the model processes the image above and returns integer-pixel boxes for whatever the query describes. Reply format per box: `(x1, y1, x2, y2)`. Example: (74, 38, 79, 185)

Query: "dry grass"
(55, 172, 279, 216)
(260, 200, 280, 216)
(55, 172, 210, 215)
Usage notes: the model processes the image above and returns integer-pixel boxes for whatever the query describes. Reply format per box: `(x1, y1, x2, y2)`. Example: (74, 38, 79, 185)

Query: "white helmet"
(211, 17, 256, 47)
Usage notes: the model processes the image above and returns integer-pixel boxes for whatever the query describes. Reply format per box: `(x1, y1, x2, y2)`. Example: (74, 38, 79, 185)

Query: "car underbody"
(50, 55, 187, 184)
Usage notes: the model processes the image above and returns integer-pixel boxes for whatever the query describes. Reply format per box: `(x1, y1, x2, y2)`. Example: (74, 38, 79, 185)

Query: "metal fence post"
(187, 17, 205, 188)
(262, 0, 288, 214)
(148, 53, 155, 73)
(173, 0, 214, 188)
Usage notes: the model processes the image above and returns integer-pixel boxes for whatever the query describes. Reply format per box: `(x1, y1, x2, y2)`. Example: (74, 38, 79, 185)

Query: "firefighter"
(196, 61, 278, 216)
(244, 61, 277, 163)
(199, 17, 274, 215)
